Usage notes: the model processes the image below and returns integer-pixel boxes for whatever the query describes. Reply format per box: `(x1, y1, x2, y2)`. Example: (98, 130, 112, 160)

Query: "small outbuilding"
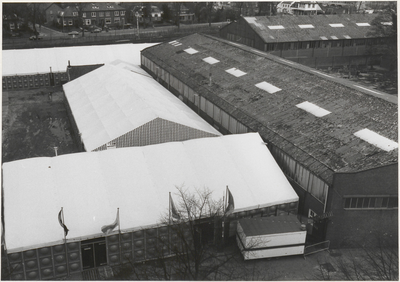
(237, 215, 307, 260)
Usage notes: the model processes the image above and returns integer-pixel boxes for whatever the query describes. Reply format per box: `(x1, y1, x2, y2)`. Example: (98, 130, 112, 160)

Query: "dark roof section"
(141, 33, 398, 184)
(67, 64, 104, 82)
(239, 215, 304, 236)
(83, 2, 126, 12)
(228, 14, 382, 43)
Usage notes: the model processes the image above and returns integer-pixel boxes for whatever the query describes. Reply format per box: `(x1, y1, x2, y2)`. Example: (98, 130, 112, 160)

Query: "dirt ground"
(2, 86, 80, 164)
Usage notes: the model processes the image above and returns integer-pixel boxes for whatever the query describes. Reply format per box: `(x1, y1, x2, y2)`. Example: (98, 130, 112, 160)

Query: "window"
(99, 12, 104, 17)
(73, 12, 78, 16)
(344, 196, 398, 210)
(121, 11, 125, 16)
(105, 18, 111, 24)
(63, 20, 67, 26)
(91, 12, 96, 17)
(85, 19, 91, 25)
(68, 20, 73, 25)
(82, 12, 86, 18)
(50, 10, 53, 14)
(114, 11, 119, 16)
(106, 12, 110, 17)
(114, 17, 120, 23)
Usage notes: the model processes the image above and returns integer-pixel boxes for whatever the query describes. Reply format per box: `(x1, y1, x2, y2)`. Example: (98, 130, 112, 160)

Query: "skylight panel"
(255, 81, 281, 94)
(329, 23, 344, 27)
(296, 101, 331, 117)
(343, 35, 351, 39)
(356, 23, 370, 26)
(203, 57, 220, 65)
(331, 36, 339, 40)
(268, 25, 285, 30)
(354, 129, 398, 152)
(225, 68, 247, 77)
(184, 48, 199, 55)
(169, 40, 182, 47)
(298, 24, 314, 28)
(320, 36, 328, 40)
(381, 22, 393, 26)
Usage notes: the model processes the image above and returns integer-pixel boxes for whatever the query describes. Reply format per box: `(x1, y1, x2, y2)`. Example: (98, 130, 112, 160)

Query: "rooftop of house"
(82, 2, 125, 12)
(141, 33, 398, 184)
(228, 14, 384, 42)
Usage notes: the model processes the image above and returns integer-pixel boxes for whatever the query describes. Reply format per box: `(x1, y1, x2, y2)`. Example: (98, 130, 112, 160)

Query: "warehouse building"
(220, 14, 391, 68)
(3, 133, 299, 280)
(63, 63, 221, 151)
(140, 33, 398, 247)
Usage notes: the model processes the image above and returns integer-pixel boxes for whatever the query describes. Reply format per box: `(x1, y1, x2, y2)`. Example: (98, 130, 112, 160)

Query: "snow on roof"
(3, 133, 298, 253)
(2, 43, 158, 76)
(63, 64, 221, 151)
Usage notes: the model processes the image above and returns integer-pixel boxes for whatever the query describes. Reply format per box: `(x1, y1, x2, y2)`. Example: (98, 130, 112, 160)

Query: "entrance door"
(81, 238, 107, 269)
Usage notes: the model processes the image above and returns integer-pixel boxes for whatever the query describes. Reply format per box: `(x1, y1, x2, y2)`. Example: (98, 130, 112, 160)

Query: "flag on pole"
(225, 187, 235, 216)
(170, 193, 181, 221)
(101, 209, 119, 234)
(58, 208, 69, 237)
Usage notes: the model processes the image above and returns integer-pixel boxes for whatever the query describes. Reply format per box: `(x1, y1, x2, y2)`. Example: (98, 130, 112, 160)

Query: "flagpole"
(61, 207, 70, 277)
(169, 192, 171, 226)
(118, 208, 122, 265)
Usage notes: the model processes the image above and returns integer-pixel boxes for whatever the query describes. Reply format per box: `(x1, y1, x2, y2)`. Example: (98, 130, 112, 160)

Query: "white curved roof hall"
(63, 64, 221, 151)
(2, 43, 156, 76)
(3, 133, 299, 253)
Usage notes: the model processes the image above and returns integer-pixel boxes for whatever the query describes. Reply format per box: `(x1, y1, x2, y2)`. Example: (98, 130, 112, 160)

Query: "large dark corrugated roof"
(141, 33, 398, 184)
(233, 14, 382, 42)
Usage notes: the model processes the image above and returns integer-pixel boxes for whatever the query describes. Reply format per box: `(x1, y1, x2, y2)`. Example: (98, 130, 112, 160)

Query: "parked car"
(29, 35, 43, 40)
(91, 28, 102, 33)
(68, 31, 80, 35)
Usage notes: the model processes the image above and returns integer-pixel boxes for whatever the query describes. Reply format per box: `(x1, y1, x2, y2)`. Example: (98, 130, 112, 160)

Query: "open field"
(2, 86, 80, 163)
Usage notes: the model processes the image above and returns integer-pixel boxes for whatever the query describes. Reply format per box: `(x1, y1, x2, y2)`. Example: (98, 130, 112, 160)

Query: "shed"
(237, 215, 306, 260)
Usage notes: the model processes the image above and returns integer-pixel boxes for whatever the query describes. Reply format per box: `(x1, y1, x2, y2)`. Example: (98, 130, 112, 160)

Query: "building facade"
(140, 33, 398, 247)
(220, 14, 391, 68)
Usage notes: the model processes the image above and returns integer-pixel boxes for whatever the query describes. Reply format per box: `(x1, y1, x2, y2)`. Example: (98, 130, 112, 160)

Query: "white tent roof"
(2, 43, 157, 76)
(3, 133, 298, 253)
(63, 64, 221, 151)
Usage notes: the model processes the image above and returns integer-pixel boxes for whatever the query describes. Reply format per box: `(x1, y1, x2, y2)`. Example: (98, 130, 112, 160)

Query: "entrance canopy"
(3, 133, 298, 253)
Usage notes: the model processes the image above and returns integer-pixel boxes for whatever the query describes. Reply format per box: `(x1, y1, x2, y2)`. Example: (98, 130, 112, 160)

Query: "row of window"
(344, 196, 398, 210)
(270, 146, 329, 205)
(83, 18, 120, 26)
(264, 38, 387, 51)
(82, 11, 125, 18)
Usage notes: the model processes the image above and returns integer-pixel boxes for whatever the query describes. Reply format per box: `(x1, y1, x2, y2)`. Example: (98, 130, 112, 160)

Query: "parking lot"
(2, 86, 80, 163)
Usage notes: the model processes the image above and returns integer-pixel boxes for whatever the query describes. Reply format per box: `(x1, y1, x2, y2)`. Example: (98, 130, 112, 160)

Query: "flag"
(58, 208, 69, 237)
(170, 193, 181, 221)
(101, 209, 119, 234)
(225, 187, 235, 215)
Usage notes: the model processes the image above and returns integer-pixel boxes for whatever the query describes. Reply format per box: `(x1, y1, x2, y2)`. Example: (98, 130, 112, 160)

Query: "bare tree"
(111, 186, 272, 280)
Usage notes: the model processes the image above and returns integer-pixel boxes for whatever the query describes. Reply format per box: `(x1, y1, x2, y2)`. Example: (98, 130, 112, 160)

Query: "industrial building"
(3, 133, 299, 280)
(140, 33, 398, 247)
(63, 62, 221, 151)
(220, 14, 391, 67)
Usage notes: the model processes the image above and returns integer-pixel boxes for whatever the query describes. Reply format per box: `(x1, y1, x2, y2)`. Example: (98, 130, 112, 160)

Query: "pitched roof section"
(63, 63, 221, 151)
(239, 14, 381, 43)
(141, 33, 398, 182)
(3, 133, 298, 253)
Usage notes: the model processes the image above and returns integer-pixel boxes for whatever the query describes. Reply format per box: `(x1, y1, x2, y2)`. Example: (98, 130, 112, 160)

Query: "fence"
(304, 240, 330, 258)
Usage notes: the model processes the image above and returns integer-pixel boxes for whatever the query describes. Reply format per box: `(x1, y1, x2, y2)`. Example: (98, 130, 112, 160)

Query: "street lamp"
(135, 11, 140, 38)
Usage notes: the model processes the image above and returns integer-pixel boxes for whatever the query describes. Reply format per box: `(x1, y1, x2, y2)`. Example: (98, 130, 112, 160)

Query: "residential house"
(81, 2, 126, 28)
(277, 1, 322, 15)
